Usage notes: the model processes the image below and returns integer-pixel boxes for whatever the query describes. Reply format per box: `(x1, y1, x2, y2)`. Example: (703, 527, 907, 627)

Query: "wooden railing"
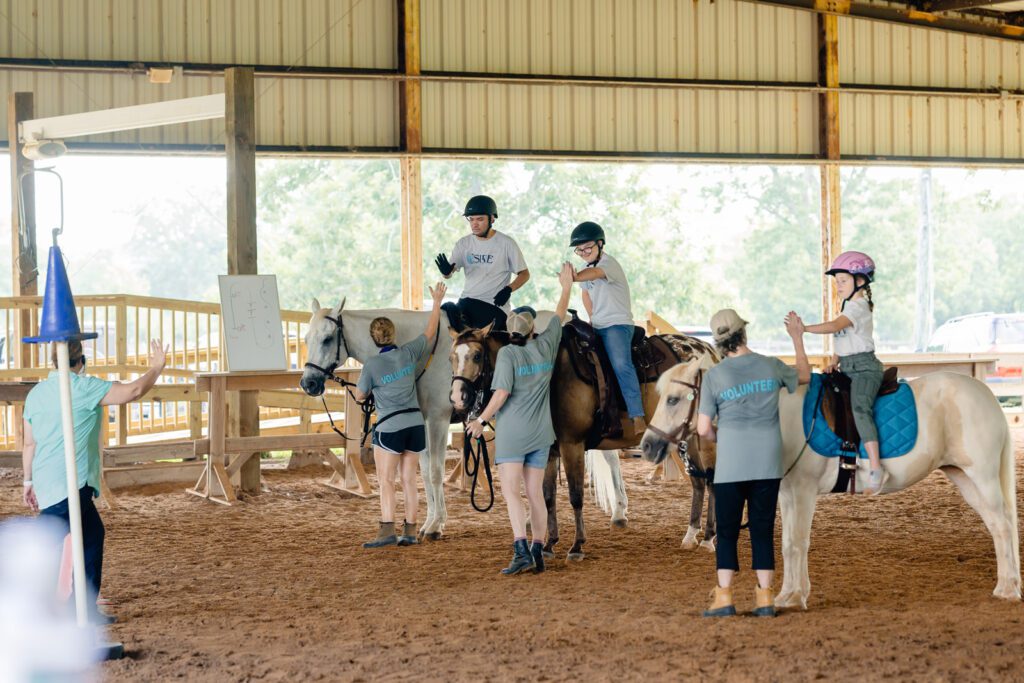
(0, 294, 326, 449)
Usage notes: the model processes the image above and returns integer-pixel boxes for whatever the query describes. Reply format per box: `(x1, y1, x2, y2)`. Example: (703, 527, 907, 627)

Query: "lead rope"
(463, 422, 495, 512)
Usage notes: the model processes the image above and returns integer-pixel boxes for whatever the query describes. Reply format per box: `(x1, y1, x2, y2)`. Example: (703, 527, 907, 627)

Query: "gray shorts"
(495, 447, 549, 469)
(839, 352, 884, 443)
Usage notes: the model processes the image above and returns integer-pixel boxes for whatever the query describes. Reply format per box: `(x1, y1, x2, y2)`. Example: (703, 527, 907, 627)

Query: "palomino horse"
(449, 321, 720, 559)
(300, 299, 454, 540)
(642, 354, 1022, 605)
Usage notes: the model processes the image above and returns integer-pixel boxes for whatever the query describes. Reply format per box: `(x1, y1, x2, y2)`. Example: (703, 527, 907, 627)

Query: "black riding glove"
(493, 286, 513, 307)
(435, 253, 455, 277)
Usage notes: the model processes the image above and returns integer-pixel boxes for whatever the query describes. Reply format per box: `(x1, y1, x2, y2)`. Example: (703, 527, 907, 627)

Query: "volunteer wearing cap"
(467, 263, 575, 576)
(433, 195, 530, 331)
(567, 221, 646, 436)
(22, 338, 169, 624)
(696, 309, 809, 618)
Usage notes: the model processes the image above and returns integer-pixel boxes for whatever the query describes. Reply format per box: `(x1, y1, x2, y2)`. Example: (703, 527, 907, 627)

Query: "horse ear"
(698, 351, 716, 371)
(311, 298, 321, 315)
(448, 326, 460, 341)
(331, 297, 346, 317)
(479, 321, 494, 337)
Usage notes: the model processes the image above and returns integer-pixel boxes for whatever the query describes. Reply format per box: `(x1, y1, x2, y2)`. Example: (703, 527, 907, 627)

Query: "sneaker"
(866, 468, 886, 496)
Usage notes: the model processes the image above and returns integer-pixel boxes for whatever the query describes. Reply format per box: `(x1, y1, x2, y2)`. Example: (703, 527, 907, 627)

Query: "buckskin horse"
(642, 353, 1021, 605)
(449, 317, 720, 559)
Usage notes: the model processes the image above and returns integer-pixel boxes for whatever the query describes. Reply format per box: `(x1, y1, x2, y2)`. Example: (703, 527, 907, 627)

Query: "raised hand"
(558, 262, 576, 289)
(429, 282, 447, 307)
(149, 338, 169, 369)
(784, 311, 805, 337)
(434, 253, 455, 277)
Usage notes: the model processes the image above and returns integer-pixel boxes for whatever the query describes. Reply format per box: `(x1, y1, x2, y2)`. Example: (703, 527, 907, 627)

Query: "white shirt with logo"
(580, 252, 634, 328)
(451, 231, 528, 312)
(834, 297, 875, 356)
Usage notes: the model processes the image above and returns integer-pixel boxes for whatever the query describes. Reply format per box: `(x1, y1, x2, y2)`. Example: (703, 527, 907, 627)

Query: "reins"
(645, 374, 714, 479)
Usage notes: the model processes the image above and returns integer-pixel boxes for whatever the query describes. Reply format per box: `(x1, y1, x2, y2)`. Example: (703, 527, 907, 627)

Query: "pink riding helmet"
(825, 250, 875, 282)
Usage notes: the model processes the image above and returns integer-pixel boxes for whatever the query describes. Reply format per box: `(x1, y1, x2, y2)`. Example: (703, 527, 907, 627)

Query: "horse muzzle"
(640, 432, 669, 464)
(300, 374, 326, 397)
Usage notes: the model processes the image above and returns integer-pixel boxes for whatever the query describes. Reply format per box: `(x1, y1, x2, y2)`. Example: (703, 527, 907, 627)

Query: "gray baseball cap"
(507, 306, 537, 337)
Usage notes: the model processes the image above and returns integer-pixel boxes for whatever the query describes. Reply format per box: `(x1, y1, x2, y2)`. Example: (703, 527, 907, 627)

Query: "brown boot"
(362, 522, 397, 549)
(753, 586, 776, 617)
(702, 586, 736, 617)
(632, 416, 647, 436)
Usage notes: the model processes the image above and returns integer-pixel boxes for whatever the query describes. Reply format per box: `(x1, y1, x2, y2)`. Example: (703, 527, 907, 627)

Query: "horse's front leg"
(562, 441, 587, 560)
(418, 417, 448, 540)
(542, 445, 560, 558)
(701, 482, 716, 551)
(682, 476, 705, 549)
(776, 475, 818, 609)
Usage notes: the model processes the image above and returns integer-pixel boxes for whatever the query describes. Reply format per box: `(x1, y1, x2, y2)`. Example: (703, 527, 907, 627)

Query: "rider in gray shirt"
(468, 263, 574, 577)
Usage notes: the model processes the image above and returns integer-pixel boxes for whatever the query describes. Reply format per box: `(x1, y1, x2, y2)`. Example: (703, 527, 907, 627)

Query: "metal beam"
(224, 67, 261, 495)
(925, 1, 1006, 12)
(742, 0, 1024, 41)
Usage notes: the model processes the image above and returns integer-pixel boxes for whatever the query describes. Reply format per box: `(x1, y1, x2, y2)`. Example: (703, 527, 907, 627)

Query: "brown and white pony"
(449, 319, 720, 559)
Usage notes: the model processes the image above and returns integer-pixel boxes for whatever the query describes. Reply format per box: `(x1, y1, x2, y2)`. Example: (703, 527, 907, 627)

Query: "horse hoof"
(774, 592, 806, 610)
(699, 539, 716, 552)
(425, 531, 442, 542)
(611, 518, 628, 529)
(542, 550, 555, 560)
(681, 539, 698, 550)
(566, 551, 585, 562)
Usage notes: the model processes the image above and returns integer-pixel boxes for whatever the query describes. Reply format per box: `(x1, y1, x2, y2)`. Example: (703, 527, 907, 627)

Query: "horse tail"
(586, 450, 616, 515)
(999, 427, 1019, 565)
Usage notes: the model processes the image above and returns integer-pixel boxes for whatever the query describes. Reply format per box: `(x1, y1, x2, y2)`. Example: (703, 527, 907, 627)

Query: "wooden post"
(818, 9, 842, 350)
(9, 93, 37, 448)
(398, 0, 424, 310)
(224, 67, 261, 494)
(115, 303, 129, 445)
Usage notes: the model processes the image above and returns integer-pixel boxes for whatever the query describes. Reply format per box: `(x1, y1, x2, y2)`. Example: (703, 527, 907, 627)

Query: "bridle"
(645, 372, 713, 480)
(303, 314, 349, 387)
(450, 336, 494, 420)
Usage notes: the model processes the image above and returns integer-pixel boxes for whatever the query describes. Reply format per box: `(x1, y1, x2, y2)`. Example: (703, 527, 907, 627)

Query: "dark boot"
(397, 522, 419, 546)
(500, 539, 535, 575)
(531, 541, 545, 574)
(362, 522, 397, 549)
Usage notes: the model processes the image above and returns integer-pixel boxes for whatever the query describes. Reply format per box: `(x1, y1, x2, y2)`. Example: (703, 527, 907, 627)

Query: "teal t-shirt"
(698, 353, 798, 485)
(490, 318, 562, 459)
(357, 335, 429, 433)
(24, 371, 112, 509)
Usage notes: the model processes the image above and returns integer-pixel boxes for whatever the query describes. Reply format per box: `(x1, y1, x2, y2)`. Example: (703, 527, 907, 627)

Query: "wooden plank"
(0, 381, 36, 402)
(225, 66, 261, 495)
(102, 440, 197, 466)
(10, 92, 36, 451)
(0, 451, 21, 468)
(818, 12, 841, 353)
(107, 461, 206, 489)
(224, 432, 345, 453)
(400, 157, 424, 309)
(186, 375, 236, 504)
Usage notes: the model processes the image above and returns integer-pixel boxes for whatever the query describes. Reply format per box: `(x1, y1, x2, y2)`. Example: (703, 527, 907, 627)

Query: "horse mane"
(654, 345, 718, 396)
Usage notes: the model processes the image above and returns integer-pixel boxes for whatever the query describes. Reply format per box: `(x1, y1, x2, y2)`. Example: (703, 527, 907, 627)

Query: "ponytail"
(863, 284, 874, 312)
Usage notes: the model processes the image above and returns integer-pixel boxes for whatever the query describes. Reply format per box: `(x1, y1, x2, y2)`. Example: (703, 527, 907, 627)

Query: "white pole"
(54, 341, 89, 628)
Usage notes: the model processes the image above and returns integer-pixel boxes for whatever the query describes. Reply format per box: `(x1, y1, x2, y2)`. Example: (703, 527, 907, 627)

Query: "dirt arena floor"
(2, 432, 1024, 682)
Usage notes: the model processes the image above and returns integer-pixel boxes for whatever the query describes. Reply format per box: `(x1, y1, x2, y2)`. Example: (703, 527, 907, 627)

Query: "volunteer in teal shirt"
(353, 282, 446, 549)
(468, 263, 574, 576)
(22, 338, 169, 623)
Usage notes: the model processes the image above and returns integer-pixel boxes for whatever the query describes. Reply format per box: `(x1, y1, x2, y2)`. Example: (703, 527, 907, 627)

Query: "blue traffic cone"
(23, 246, 97, 344)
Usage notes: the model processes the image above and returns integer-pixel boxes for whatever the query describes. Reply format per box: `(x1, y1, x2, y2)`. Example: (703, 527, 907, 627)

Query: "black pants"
(714, 478, 780, 572)
(457, 297, 507, 331)
(40, 485, 105, 604)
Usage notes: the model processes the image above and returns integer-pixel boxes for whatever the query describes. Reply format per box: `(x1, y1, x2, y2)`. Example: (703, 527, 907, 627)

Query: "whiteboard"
(218, 275, 288, 371)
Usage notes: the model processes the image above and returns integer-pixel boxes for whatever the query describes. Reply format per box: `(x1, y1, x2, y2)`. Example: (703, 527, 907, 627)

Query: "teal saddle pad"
(802, 373, 918, 459)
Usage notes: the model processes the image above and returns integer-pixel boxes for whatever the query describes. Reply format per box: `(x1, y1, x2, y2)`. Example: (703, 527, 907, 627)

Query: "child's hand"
(558, 262, 576, 289)
(429, 282, 447, 306)
(784, 311, 805, 337)
(824, 355, 840, 373)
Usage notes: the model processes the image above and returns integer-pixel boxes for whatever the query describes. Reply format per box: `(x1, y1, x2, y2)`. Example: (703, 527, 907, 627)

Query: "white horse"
(642, 356, 1021, 606)
(300, 299, 454, 540)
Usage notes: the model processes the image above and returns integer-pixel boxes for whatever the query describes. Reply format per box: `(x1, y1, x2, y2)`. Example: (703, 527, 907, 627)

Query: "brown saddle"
(561, 311, 694, 447)
(819, 367, 900, 451)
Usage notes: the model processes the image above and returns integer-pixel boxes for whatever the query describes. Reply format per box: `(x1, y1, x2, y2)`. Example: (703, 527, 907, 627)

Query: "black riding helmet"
(569, 221, 606, 247)
(463, 195, 498, 219)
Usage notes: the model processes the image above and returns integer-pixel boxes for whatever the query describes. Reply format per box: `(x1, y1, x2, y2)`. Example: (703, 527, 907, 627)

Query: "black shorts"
(372, 425, 426, 454)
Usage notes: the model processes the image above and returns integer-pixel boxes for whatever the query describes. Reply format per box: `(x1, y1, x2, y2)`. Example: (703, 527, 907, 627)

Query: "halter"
(645, 373, 712, 479)
(450, 335, 495, 420)
(303, 314, 349, 387)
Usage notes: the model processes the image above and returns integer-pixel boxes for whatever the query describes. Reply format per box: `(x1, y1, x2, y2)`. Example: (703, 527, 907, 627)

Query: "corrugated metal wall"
(0, 0, 396, 69)
(0, 0, 1022, 161)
